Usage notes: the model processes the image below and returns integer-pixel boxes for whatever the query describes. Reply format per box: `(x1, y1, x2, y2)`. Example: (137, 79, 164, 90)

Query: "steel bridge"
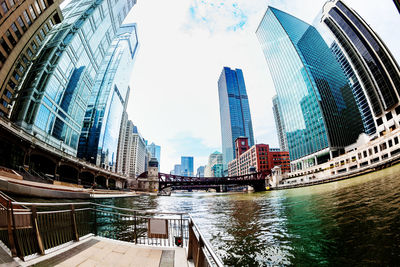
(157, 172, 267, 192)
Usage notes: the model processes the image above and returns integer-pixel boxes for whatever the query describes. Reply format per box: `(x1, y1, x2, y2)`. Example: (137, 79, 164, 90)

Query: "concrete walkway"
(21, 237, 188, 267)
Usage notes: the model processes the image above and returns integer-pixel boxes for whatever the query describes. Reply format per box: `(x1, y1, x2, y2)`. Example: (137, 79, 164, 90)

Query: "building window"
(39, 0, 46, 9)
(5, 30, 16, 47)
(31, 41, 37, 51)
(395, 137, 399, 145)
(374, 146, 378, 153)
(35, 35, 41, 44)
(386, 112, 393, 121)
(23, 11, 32, 26)
(26, 47, 33, 58)
(28, 5, 37, 20)
(11, 23, 22, 39)
(7, 79, 16, 89)
(13, 71, 20, 81)
(5, 90, 12, 99)
(17, 16, 27, 32)
(376, 118, 383, 126)
(39, 29, 45, 39)
(0, 51, 5, 64)
(16, 62, 24, 73)
(380, 143, 387, 151)
(2, 100, 8, 108)
(1, 2, 9, 14)
(0, 37, 11, 54)
(34, 0, 42, 14)
(21, 54, 28, 64)
(395, 106, 400, 115)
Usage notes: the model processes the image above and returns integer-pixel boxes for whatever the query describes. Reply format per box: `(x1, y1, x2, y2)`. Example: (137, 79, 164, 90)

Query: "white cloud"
(124, 0, 400, 173)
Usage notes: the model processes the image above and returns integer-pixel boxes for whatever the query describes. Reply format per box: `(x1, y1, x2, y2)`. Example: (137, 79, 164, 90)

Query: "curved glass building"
(77, 24, 138, 170)
(11, 0, 136, 155)
(256, 7, 363, 169)
(322, 0, 400, 136)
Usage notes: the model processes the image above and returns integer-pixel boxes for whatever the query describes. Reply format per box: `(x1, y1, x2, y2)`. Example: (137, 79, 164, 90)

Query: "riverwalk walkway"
(7, 236, 188, 267)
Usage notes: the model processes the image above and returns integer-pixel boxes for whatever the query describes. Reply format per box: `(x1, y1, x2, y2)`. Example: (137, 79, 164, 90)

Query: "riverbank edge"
(273, 152, 400, 190)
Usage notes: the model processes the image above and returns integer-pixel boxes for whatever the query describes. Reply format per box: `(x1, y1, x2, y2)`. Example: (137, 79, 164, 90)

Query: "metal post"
(31, 206, 45, 255)
(195, 236, 205, 267)
(134, 211, 137, 243)
(180, 214, 183, 246)
(94, 207, 98, 236)
(10, 201, 22, 259)
(6, 201, 17, 257)
(70, 205, 79, 241)
(187, 220, 194, 260)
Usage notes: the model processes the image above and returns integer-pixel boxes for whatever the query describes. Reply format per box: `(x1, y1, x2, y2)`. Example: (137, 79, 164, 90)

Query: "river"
(15, 163, 400, 266)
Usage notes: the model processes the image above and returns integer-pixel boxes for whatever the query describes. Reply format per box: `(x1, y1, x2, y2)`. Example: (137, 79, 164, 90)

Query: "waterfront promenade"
(10, 236, 187, 267)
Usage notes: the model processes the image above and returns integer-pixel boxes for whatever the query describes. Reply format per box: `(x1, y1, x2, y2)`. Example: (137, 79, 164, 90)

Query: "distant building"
(130, 131, 147, 177)
(272, 95, 288, 151)
(204, 151, 223, 177)
(147, 142, 161, 170)
(256, 6, 364, 172)
(0, 0, 63, 117)
(322, 0, 400, 137)
(218, 67, 254, 172)
(196, 166, 205, 177)
(228, 137, 290, 176)
(172, 164, 181, 175)
(181, 156, 194, 176)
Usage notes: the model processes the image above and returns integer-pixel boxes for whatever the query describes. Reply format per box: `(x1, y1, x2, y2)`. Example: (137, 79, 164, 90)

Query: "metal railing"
(0, 198, 223, 266)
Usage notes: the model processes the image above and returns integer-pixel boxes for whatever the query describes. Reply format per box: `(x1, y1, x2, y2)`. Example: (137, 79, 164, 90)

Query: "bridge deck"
(19, 236, 188, 267)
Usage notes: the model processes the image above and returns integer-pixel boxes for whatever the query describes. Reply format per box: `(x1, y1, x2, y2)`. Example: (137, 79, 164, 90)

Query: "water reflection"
(14, 164, 400, 266)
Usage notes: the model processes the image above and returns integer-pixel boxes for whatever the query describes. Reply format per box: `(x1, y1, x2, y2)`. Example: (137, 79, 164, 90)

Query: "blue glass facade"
(272, 95, 288, 151)
(180, 156, 194, 176)
(322, 0, 400, 120)
(147, 142, 161, 170)
(330, 42, 376, 135)
(77, 24, 138, 170)
(256, 7, 363, 161)
(218, 67, 254, 170)
(11, 0, 136, 156)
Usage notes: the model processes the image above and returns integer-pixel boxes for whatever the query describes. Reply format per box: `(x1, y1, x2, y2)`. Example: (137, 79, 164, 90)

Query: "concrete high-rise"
(77, 24, 138, 170)
(11, 0, 136, 156)
(218, 67, 254, 172)
(256, 7, 364, 171)
(272, 95, 288, 151)
(204, 151, 223, 177)
(0, 0, 63, 117)
(322, 0, 400, 137)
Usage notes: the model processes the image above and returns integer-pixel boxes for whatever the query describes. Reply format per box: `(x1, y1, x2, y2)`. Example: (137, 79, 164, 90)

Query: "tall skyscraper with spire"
(256, 6, 363, 170)
(218, 67, 254, 173)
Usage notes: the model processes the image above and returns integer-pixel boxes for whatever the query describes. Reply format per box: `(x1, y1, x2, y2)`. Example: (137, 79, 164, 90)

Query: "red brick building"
(228, 137, 290, 176)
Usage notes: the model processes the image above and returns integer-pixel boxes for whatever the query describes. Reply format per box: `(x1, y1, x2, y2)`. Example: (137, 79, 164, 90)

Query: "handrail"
(11, 201, 92, 206)
(92, 203, 188, 216)
(189, 215, 224, 267)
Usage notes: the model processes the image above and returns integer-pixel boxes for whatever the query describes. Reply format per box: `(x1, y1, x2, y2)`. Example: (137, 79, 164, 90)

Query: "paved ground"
(28, 237, 187, 267)
(0, 245, 17, 267)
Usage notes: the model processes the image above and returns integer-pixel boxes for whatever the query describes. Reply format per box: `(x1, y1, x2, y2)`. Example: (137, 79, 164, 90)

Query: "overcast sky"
(123, 0, 400, 173)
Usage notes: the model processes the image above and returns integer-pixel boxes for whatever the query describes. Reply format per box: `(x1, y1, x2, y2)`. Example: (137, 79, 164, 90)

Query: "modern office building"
(11, 0, 136, 156)
(256, 7, 364, 171)
(204, 151, 223, 177)
(218, 67, 254, 172)
(130, 130, 147, 178)
(196, 166, 205, 177)
(77, 24, 138, 170)
(0, 0, 63, 117)
(228, 137, 290, 176)
(272, 95, 288, 151)
(180, 156, 194, 176)
(321, 0, 400, 137)
(172, 164, 181, 175)
(147, 142, 161, 170)
(117, 119, 133, 176)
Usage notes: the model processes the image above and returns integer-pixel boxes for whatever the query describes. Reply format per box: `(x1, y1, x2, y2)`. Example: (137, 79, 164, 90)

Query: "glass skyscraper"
(322, 0, 400, 133)
(11, 0, 136, 156)
(272, 95, 288, 151)
(77, 24, 138, 170)
(146, 142, 161, 170)
(180, 156, 193, 176)
(256, 7, 363, 166)
(218, 67, 254, 171)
